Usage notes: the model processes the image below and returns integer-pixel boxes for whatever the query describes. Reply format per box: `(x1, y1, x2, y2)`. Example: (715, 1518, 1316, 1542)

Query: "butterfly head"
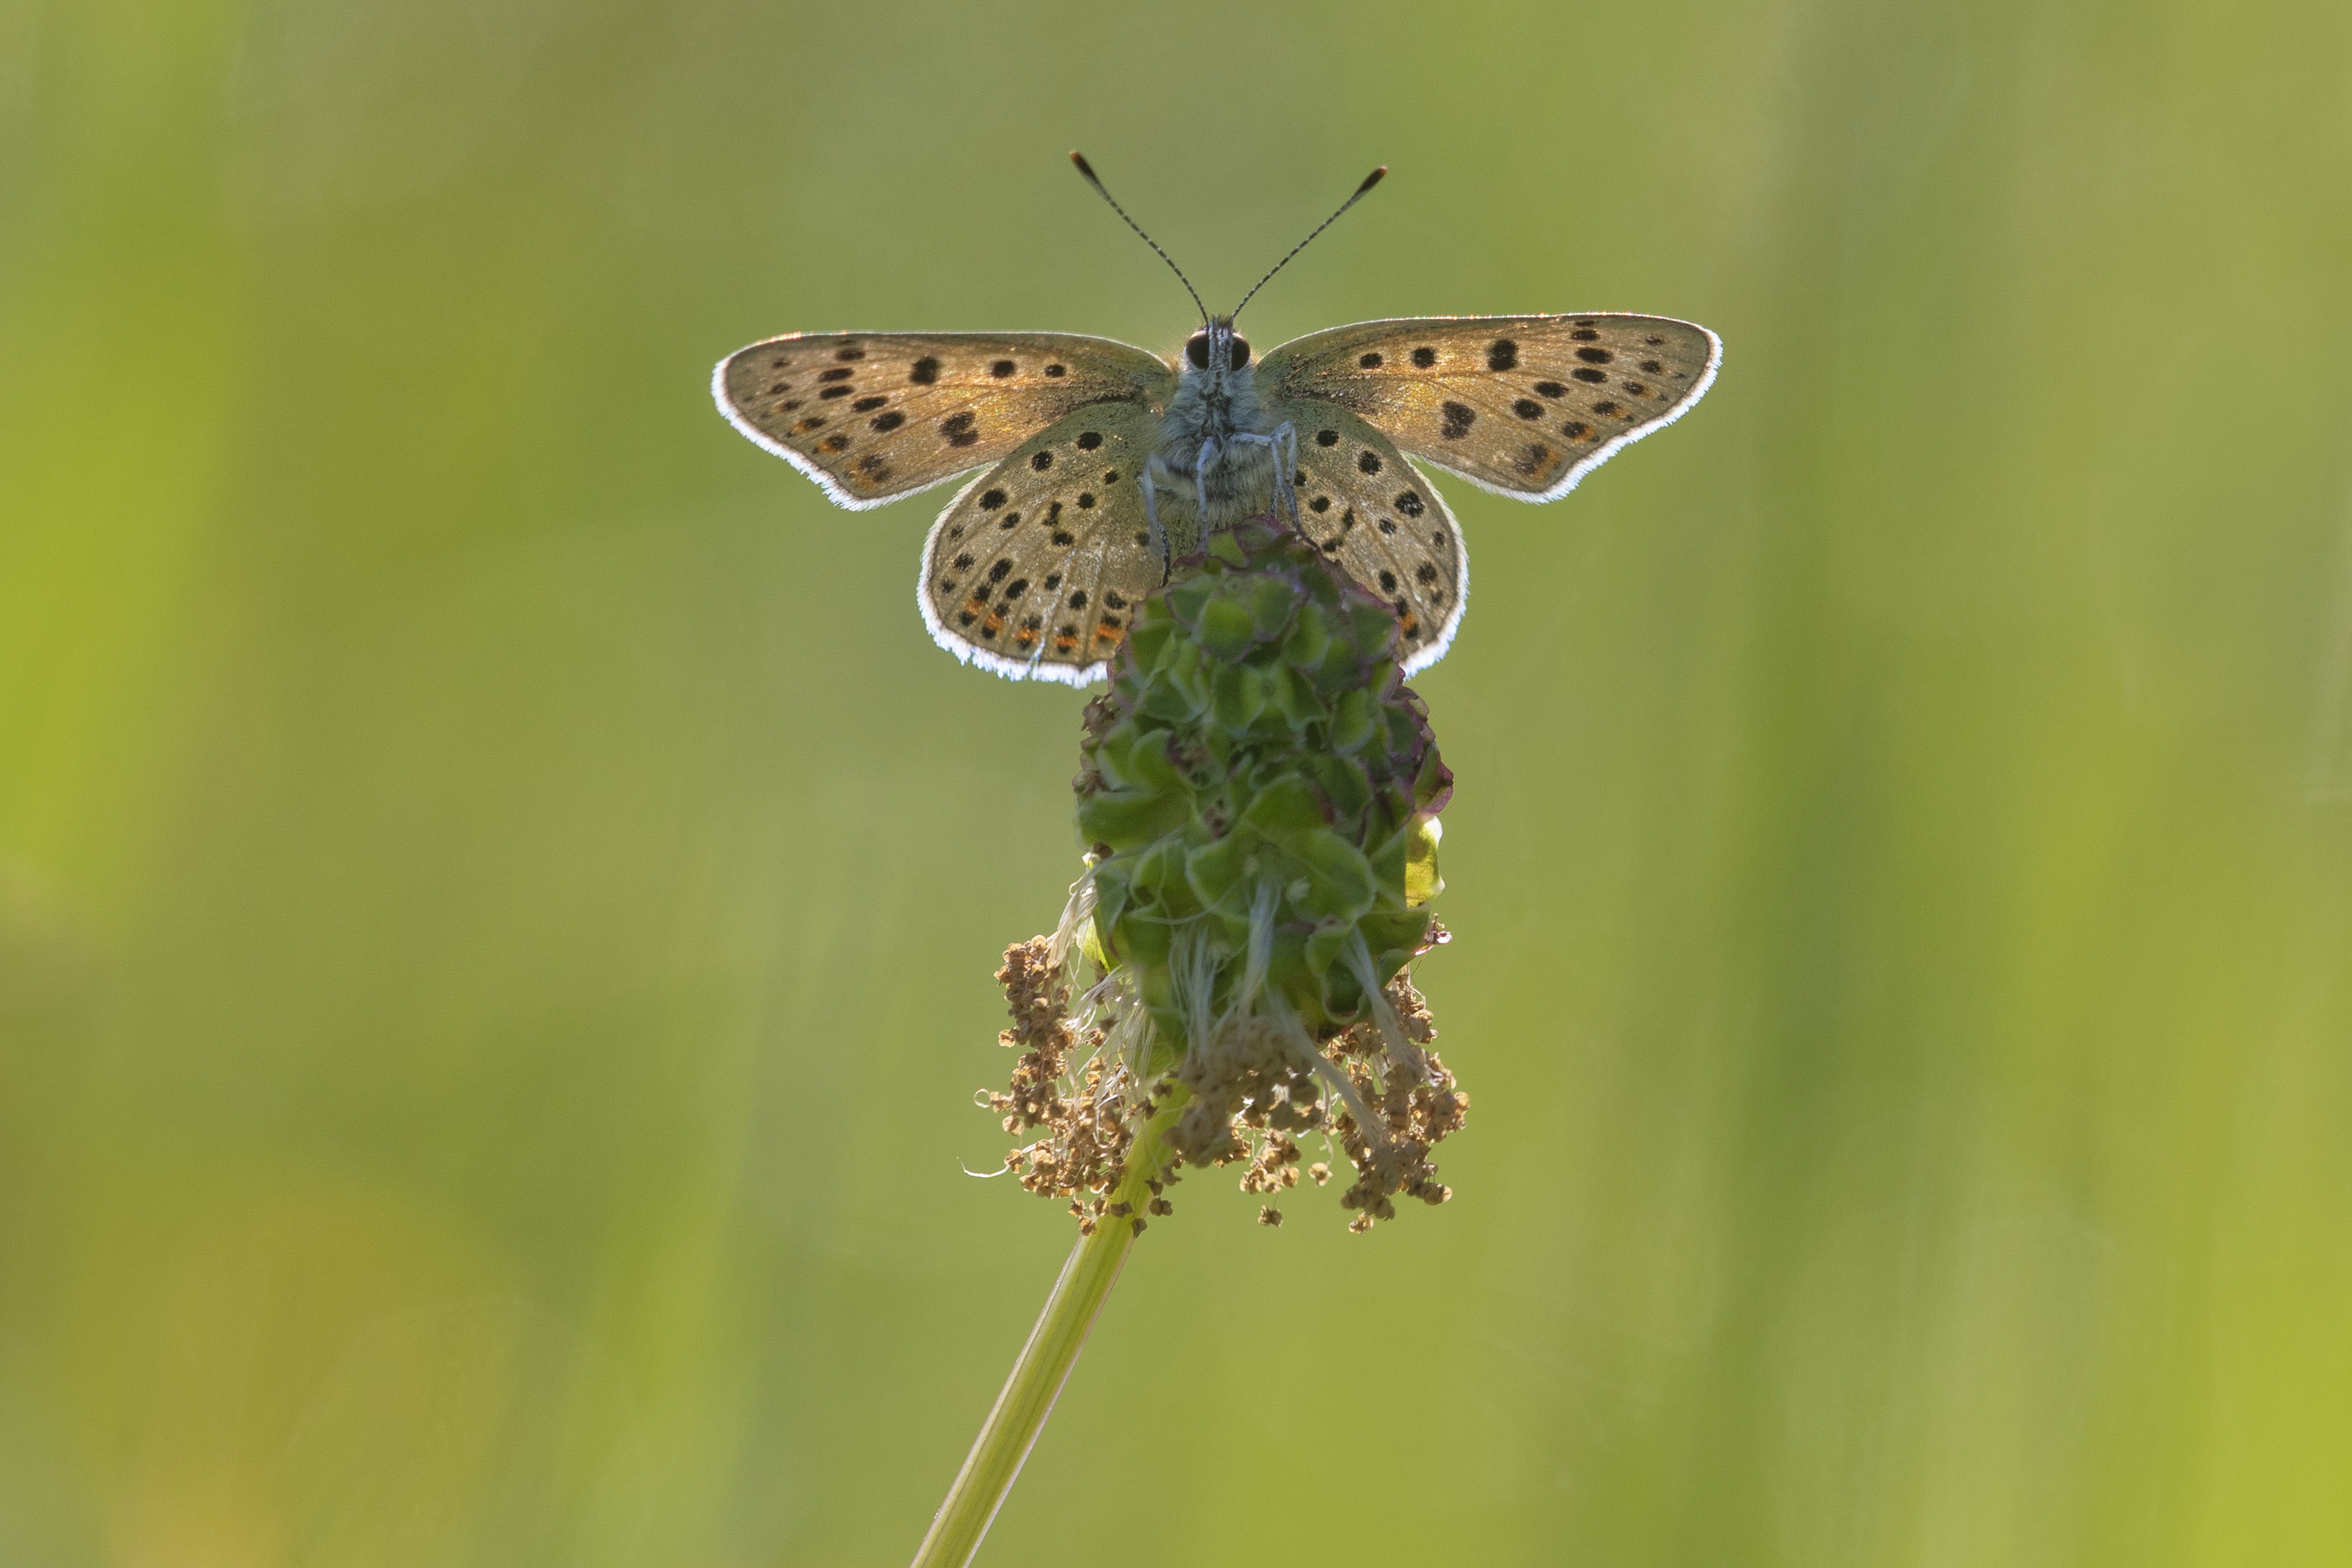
(1182, 316, 1252, 385)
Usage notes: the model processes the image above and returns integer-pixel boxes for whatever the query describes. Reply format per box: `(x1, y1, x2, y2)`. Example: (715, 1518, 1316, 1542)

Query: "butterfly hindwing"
(919, 401, 1165, 683)
(714, 331, 1176, 509)
(1278, 409, 1469, 675)
(1258, 314, 1719, 502)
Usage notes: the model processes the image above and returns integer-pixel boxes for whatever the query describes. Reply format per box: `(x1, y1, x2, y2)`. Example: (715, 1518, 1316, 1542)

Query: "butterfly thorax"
(1151, 315, 1277, 542)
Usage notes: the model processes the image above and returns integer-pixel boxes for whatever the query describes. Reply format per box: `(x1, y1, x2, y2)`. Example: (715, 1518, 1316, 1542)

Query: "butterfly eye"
(1185, 334, 1211, 369)
(1228, 337, 1251, 370)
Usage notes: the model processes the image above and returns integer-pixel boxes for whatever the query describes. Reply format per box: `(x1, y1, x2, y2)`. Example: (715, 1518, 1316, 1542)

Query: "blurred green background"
(5, 1, 2350, 1563)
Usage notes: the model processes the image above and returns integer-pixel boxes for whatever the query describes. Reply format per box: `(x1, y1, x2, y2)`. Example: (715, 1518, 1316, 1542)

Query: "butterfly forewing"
(714, 332, 1175, 508)
(1279, 411, 1469, 674)
(1258, 315, 1718, 502)
(920, 401, 1165, 683)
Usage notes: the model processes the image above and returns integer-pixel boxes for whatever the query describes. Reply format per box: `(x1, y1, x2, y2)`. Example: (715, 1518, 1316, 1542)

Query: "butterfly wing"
(919, 401, 1165, 685)
(713, 331, 1176, 509)
(1280, 412, 1468, 675)
(1257, 314, 1719, 501)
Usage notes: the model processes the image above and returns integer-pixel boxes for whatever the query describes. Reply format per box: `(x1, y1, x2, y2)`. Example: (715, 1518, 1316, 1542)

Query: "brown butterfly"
(713, 156, 1720, 685)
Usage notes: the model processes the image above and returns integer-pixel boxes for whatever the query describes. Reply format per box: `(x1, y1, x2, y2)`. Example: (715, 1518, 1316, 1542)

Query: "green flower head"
(987, 518, 1466, 1232)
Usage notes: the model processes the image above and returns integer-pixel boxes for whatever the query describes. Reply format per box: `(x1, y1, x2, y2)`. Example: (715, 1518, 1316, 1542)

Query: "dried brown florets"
(986, 938, 1081, 1133)
(980, 926, 1465, 1233)
(986, 939, 1142, 1208)
(1165, 1018, 1320, 1169)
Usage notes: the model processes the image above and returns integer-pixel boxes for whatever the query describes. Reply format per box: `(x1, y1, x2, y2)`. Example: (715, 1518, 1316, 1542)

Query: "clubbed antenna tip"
(1233, 163, 1390, 319)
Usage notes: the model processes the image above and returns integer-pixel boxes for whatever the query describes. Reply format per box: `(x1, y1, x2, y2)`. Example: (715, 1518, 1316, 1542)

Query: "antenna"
(1070, 151, 1208, 326)
(1232, 166, 1386, 319)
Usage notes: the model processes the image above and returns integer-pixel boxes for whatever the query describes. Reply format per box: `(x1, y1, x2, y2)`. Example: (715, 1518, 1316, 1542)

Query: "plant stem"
(909, 1083, 1190, 1568)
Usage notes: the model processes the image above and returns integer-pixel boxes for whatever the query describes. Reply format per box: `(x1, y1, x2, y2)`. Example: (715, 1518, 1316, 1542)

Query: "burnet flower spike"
(985, 515, 1465, 1235)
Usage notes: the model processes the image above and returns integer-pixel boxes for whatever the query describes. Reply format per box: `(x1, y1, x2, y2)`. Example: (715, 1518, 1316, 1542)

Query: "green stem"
(909, 1083, 1190, 1568)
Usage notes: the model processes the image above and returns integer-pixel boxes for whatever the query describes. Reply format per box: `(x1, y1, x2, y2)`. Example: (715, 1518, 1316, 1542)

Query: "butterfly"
(713, 156, 1720, 686)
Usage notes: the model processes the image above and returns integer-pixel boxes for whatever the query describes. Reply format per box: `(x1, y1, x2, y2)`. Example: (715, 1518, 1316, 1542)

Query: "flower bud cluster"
(1075, 518, 1451, 1053)
(980, 518, 1466, 1230)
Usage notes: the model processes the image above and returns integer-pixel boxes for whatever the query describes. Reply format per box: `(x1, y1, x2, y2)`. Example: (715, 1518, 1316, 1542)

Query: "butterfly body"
(1147, 315, 1293, 563)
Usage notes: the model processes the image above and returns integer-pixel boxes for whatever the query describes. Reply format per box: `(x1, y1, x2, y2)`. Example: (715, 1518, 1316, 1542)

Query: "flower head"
(985, 518, 1464, 1230)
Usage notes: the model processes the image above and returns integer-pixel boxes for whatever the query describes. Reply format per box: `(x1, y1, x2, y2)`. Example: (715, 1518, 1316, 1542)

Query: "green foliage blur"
(4, 1, 2348, 1564)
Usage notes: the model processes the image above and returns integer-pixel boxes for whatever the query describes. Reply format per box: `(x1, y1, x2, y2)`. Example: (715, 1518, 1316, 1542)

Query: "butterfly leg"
(1193, 438, 1217, 535)
(1142, 468, 1170, 581)
(1220, 427, 1300, 527)
(1270, 421, 1299, 523)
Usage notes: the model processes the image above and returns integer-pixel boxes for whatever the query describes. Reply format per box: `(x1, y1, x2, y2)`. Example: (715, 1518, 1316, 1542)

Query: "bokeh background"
(6, 1, 2350, 1563)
